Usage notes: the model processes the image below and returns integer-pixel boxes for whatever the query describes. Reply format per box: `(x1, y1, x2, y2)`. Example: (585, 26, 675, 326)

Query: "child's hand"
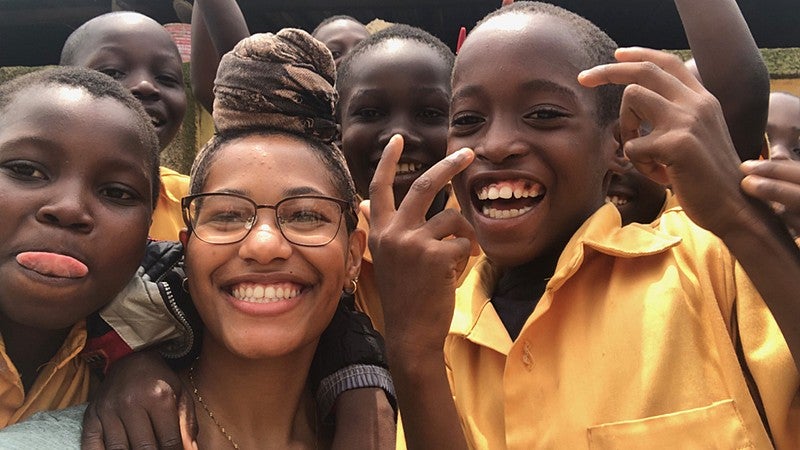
(579, 47, 747, 238)
(81, 350, 197, 450)
(741, 159, 800, 236)
(368, 135, 477, 353)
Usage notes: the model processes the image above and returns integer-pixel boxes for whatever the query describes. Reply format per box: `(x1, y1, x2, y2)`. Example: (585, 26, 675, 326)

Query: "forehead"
(204, 134, 337, 196)
(0, 84, 152, 177)
(457, 13, 587, 78)
(343, 40, 450, 94)
(453, 13, 594, 105)
(2, 84, 138, 137)
(769, 93, 800, 125)
(73, 18, 181, 66)
(314, 19, 368, 42)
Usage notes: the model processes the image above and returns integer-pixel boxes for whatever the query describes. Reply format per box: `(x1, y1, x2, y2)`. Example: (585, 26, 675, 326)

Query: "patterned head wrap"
(212, 28, 338, 142)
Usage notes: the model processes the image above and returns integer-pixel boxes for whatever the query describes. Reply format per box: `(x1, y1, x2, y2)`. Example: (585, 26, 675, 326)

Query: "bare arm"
(190, 0, 250, 113)
(674, 0, 769, 160)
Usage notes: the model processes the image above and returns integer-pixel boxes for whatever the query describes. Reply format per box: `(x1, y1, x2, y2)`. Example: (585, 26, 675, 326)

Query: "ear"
(343, 228, 366, 290)
(179, 228, 190, 247)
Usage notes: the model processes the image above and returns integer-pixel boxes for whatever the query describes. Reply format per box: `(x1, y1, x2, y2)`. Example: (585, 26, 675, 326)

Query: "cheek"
(164, 89, 188, 117)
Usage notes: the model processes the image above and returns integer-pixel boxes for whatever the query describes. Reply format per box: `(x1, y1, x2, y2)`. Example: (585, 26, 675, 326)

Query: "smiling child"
(61, 11, 189, 241)
(368, 2, 800, 448)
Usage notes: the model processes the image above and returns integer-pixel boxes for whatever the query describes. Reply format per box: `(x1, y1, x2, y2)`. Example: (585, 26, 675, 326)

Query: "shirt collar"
(450, 203, 682, 352)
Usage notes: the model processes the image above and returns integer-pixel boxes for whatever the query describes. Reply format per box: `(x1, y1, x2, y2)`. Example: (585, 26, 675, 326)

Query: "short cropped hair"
(0, 66, 161, 206)
(60, 11, 175, 66)
(337, 23, 455, 98)
(477, 1, 622, 125)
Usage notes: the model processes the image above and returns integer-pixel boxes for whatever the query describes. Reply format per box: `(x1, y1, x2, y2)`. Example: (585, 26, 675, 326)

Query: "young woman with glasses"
(175, 124, 365, 448)
(168, 29, 370, 448)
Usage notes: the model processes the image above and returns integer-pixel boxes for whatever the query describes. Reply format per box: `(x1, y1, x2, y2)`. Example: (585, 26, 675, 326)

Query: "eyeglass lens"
(188, 194, 343, 246)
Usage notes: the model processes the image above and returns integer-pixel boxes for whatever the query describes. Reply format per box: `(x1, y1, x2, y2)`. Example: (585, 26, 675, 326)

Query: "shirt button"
(522, 340, 534, 371)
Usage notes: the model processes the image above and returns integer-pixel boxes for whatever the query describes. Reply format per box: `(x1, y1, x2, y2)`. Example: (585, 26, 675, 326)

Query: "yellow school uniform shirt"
(446, 202, 799, 449)
(149, 166, 190, 241)
(0, 322, 91, 428)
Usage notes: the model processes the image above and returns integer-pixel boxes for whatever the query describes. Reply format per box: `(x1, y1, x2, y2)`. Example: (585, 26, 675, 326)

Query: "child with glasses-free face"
(61, 12, 187, 152)
(311, 16, 370, 67)
(337, 25, 453, 215)
(177, 131, 364, 448)
(0, 67, 156, 412)
(366, 2, 800, 448)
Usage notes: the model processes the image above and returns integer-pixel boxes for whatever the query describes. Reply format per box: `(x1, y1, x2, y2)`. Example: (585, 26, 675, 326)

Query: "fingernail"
(450, 147, 473, 159)
(740, 160, 763, 171)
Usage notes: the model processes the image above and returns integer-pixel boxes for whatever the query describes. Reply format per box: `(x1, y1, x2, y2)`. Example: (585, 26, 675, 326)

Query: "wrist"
(316, 364, 396, 422)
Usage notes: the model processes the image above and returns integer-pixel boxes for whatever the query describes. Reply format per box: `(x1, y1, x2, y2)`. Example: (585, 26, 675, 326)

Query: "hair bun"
(213, 28, 338, 142)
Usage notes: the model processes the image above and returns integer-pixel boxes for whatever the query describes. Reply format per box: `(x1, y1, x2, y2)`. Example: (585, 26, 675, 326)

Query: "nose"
(127, 72, 161, 100)
(474, 116, 528, 164)
(237, 214, 293, 264)
(378, 113, 423, 151)
(35, 182, 94, 233)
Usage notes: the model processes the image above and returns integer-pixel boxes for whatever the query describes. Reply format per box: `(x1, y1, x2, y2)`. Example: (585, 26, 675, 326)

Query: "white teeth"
(481, 205, 533, 219)
(607, 195, 628, 206)
(476, 181, 544, 201)
(230, 283, 301, 303)
(395, 162, 422, 175)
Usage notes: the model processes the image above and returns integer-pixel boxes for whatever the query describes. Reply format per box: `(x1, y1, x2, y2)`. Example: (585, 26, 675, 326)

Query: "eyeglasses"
(182, 193, 355, 247)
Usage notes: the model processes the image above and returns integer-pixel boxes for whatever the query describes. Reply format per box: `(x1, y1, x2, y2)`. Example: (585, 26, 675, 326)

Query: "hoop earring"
(181, 277, 190, 293)
(344, 277, 358, 295)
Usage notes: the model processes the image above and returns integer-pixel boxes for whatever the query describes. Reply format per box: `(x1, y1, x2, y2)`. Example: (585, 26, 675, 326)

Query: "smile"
(395, 161, 423, 175)
(474, 179, 545, 219)
(230, 282, 302, 303)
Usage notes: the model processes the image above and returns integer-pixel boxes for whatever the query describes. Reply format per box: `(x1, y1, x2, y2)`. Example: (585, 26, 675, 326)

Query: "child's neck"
(0, 314, 71, 392)
(185, 338, 322, 449)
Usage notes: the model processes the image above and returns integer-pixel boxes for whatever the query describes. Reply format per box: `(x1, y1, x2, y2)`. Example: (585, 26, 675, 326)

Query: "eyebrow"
(352, 86, 449, 98)
(211, 186, 327, 199)
(452, 79, 578, 103)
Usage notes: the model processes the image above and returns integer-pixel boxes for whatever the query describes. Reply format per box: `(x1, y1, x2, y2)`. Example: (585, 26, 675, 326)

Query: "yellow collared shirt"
(0, 322, 91, 428)
(149, 166, 190, 242)
(446, 203, 799, 449)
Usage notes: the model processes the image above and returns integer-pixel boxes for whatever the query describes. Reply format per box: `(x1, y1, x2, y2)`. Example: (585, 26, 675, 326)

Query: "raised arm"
(190, 0, 250, 113)
(580, 48, 800, 372)
(369, 135, 477, 449)
(674, 0, 769, 160)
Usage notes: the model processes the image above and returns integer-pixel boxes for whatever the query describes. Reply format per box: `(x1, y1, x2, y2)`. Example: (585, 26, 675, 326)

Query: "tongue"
(16, 252, 89, 279)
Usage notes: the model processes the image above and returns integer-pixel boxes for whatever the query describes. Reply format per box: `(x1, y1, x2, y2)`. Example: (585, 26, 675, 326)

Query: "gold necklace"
(188, 360, 240, 449)
(188, 358, 319, 450)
